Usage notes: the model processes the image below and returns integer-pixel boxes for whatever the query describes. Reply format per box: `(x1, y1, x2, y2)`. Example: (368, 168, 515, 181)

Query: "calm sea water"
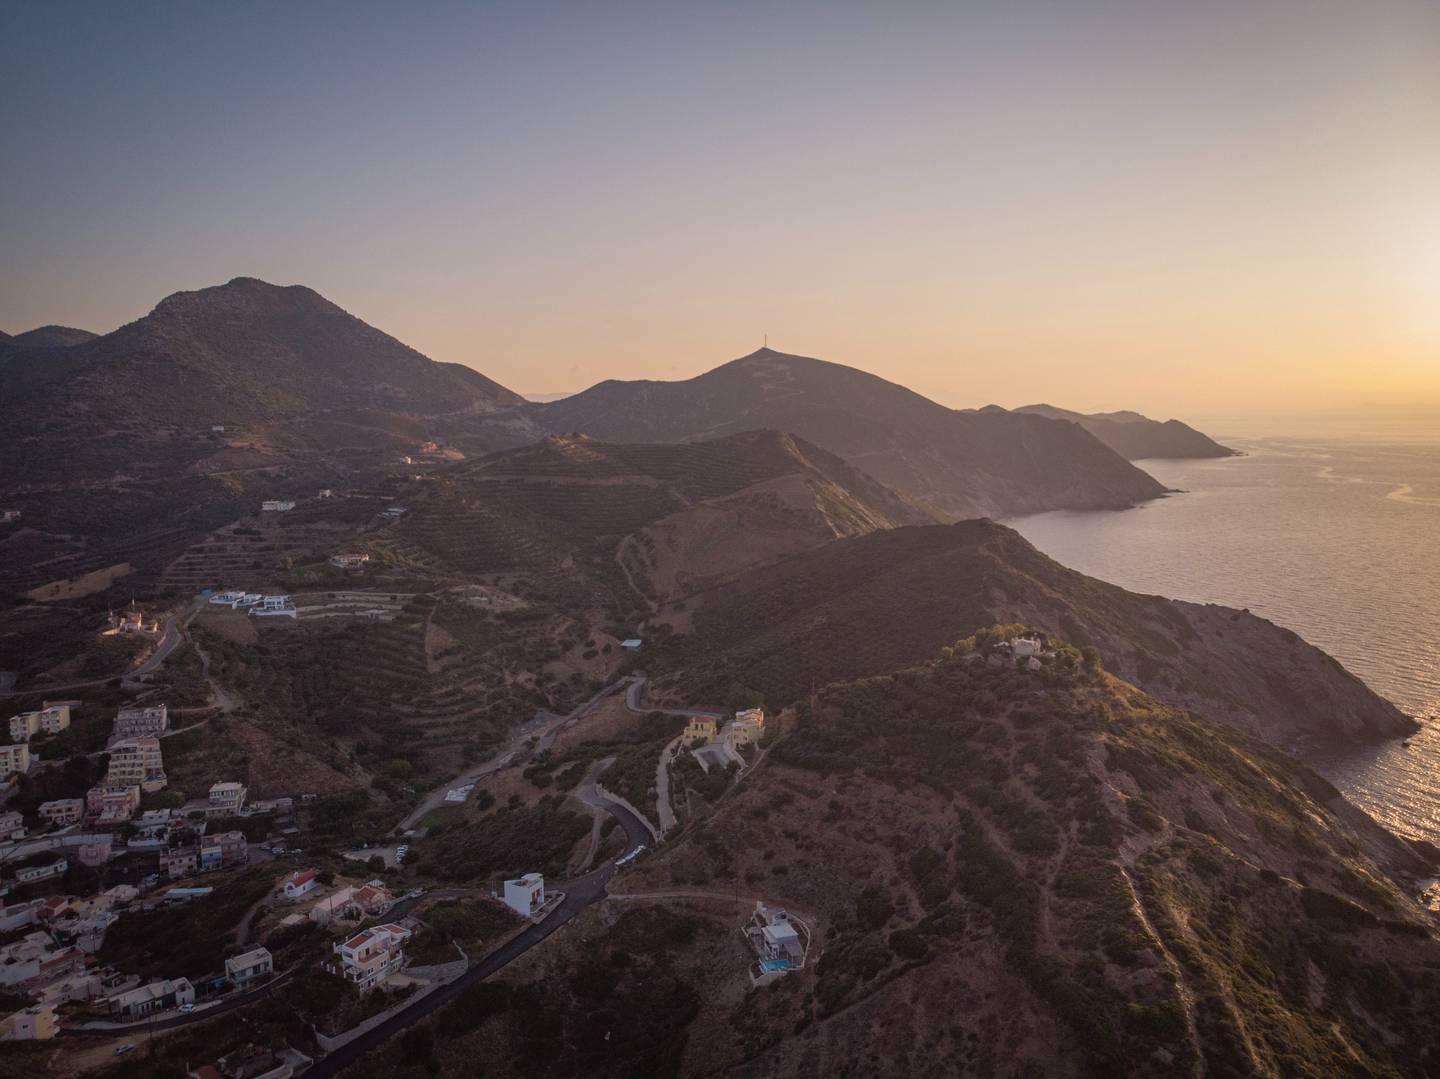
(1005, 419, 1440, 842)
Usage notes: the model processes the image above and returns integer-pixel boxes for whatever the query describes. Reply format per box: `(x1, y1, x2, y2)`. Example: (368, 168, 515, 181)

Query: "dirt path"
(1118, 865, 1206, 1077)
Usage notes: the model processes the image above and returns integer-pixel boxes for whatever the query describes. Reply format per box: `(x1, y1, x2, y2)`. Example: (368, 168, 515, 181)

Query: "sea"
(1004, 417, 1440, 843)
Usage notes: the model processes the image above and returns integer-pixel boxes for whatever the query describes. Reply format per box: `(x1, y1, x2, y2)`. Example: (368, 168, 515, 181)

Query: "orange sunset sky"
(2, 2, 1437, 417)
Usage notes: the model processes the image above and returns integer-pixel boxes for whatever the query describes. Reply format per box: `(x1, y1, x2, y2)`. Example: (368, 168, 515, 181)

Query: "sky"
(2, 0, 1438, 418)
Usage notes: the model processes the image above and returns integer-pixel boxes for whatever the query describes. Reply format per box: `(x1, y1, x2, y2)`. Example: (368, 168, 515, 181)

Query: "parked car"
(178, 1003, 195, 1014)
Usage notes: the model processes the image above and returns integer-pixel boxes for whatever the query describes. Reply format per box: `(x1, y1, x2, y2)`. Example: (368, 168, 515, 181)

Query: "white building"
(208, 781, 247, 816)
(15, 860, 67, 885)
(251, 595, 296, 619)
(113, 703, 169, 741)
(502, 873, 545, 918)
(38, 798, 83, 828)
(9, 705, 70, 742)
(282, 869, 318, 899)
(224, 946, 274, 989)
(333, 924, 411, 992)
(108, 977, 195, 1019)
(106, 736, 166, 792)
(260, 500, 296, 513)
(0, 811, 24, 842)
(0, 743, 31, 778)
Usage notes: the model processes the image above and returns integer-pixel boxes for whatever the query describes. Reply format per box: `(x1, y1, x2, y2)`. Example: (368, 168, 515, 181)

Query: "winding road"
(306, 785, 654, 1077)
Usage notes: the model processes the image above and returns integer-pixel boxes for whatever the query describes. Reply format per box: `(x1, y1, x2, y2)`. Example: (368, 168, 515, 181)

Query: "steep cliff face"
(534, 349, 1168, 520)
(650, 520, 1414, 748)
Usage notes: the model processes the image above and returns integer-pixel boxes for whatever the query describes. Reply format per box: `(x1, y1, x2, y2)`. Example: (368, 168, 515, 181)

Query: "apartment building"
(0, 743, 32, 778)
(38, 799, 83, 827)
(0, 811, 24, 842)
(8, 705, 70, 742)
(112, 704, 169, 741)
(105, 737, 166, 792)
(207, 781, 247, 816)
(85, 785, 141, 824)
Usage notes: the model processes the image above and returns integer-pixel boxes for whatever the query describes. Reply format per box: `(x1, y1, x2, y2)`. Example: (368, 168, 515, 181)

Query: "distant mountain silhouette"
(0, 277, 523, 484)
(1015, 403, 1235, 459)
(532, 348, 1168, 519)
(0, 325, 98, 350)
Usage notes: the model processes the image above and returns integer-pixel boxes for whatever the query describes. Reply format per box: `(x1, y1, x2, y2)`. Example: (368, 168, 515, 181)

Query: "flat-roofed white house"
(250, 595, 296, 619)
(207, 781, 247, 816)
(260, 500, 295, 513)
(333, 924, 411, 992)
(224, 946, 273, 989)
(38, 798, 83, 827)
(15, 860, 67, 885)
(502, 873, 545, 918)
(108, 977, 194, 1019)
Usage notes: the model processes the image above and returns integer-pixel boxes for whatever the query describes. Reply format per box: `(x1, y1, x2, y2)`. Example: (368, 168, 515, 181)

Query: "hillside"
(648, 520, 1414, 749)
(1015, 403, 1236, 460)
(0, 277, 523, 486)
(391, 430, 936, 601)
(0, 324, 99, 351)
(532, 349, 1168, 520)
(353, 644, 1440, 1079)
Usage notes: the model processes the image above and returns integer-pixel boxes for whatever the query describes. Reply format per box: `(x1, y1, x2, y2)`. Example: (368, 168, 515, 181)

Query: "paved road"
(65, 970, 296, 1038)
(307, 792, 653, 1078)
(625, 677, 722, 719)
(0, 597, 204, 697)
(396, 677, 632, 834)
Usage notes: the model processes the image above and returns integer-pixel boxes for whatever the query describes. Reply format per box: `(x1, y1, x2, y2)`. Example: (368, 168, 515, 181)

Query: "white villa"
(502, 873, 545, 918)
(250, 595, 297, 619)
(744, 902, 810, 987)
(333, 923, 411, 992)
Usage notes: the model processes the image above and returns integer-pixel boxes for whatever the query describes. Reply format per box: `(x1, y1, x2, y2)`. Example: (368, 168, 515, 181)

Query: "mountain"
(532, 349, 1168, 520)
(0, 277, 523, 486)
(600, 652, 1439, 1077)
(1015, 403, 1236, 460)
(389, 430, 935, 598)
(648, 519, 1414, 749)
(0, 324, 99, 351)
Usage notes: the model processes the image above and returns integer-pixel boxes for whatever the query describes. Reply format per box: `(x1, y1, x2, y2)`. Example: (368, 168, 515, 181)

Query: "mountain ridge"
(1016, 402, 1236, 459)
(532, 348, 1170, 520)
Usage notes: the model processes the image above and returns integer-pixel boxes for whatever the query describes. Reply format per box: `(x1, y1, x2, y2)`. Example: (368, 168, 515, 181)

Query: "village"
(0, 621, 1080, 1065)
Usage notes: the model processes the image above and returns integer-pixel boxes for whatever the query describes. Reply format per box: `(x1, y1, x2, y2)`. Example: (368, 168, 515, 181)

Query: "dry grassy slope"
(396, 430, 933, 590)
(614, 655, 1440, 1078)
(532, 348, 1168, 520)
(655, 520, 1413, 748)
